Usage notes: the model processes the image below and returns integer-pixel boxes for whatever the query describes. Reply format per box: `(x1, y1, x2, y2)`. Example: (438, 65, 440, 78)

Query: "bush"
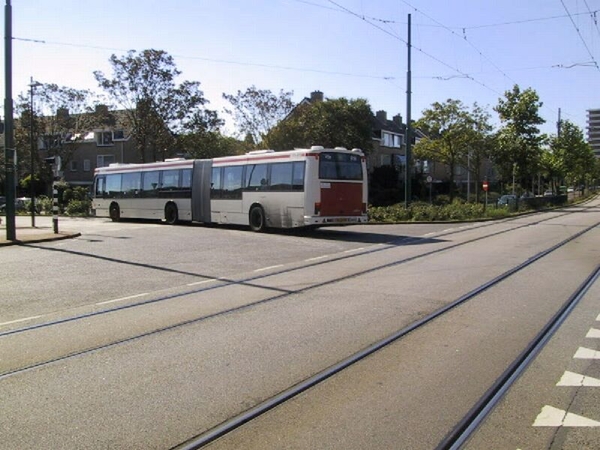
(65, 199, 92, 216)
(369, 199, 509, 222)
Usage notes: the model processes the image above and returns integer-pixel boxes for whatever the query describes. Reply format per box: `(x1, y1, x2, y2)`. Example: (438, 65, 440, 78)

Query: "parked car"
(497, 194, 517, 206)
(543, 190, 553, 197)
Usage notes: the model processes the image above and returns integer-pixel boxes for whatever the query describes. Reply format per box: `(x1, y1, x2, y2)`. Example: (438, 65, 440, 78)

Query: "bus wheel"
(249, 206, 266, 232)
(109, 203, 120, 222)
(165, 203, 179, 225)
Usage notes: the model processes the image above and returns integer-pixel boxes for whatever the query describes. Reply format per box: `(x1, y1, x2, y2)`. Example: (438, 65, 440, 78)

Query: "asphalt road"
(1, 202, 599, 449)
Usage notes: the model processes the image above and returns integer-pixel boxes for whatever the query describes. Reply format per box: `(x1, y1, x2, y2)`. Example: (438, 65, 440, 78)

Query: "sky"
(2, 0, 600, 138)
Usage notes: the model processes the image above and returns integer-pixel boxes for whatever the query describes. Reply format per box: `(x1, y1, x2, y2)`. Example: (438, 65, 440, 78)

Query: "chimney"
(376, 110, 387, 122)
(310, 91, 324, 102)
(56, 108, 70, 120)
(95, 104, 109, 115)
(393, 114, 402, 126)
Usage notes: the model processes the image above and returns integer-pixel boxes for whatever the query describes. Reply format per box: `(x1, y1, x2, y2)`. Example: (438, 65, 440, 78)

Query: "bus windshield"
(319, 152, 363, 180)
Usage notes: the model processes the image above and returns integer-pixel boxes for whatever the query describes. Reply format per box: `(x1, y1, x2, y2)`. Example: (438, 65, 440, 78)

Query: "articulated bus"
(92, 146, 368, 231)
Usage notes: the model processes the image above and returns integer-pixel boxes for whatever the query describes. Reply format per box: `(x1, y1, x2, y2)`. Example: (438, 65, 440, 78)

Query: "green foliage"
(263, 97, 373, 152)
(414, 99, 493, 201)
(65, 199, 91, 216)
(94, 49, 221, 162)
(369, 199, 507, 222)
(493, 85, 546, 184)
(223, 86, 294, 144)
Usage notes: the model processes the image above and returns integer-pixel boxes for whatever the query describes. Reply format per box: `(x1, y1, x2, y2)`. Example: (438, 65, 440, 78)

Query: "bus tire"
(165, 203, 179, 225)
(109, 203, 120, 222)
(249, 205, 266, 232)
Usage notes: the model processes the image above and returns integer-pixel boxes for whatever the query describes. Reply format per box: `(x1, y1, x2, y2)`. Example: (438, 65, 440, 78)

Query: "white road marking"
(557, 371, 600, 387)
(587, 328, 600, 338)
(305, 255, 329, 262)
(533, 405, 600, 427)
(343, 247, 365, 253)
(187, 279, 215, 287)
(574, 347, 600, 359)
(0, 315, 42, 327)
(254, 264, 284, 272)
(96, 293, 148, 306)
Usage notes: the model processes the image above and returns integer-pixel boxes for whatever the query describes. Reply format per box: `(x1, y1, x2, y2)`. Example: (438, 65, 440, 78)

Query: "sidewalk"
(0, 216, 80, 246)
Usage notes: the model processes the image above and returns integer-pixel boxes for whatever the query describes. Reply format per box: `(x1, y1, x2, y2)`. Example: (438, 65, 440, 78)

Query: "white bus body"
(92, 146, 368, 231)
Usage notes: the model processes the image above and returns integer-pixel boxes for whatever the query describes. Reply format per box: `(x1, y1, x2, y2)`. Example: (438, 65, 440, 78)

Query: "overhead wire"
(325, 0, 502, 95)
(560, 0, 600, 72)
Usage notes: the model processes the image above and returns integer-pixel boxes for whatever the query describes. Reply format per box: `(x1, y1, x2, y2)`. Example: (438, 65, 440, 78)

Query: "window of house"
(112, 129, 126, 141)
(382, 132, 402, 148)
(95, 131, 113, 146)
(83, 159, 91, 172)
(70, 160, 78, 172)
(97, 155, 115, 168)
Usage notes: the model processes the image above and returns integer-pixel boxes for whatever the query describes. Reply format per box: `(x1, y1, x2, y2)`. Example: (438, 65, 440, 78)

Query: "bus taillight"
(314, 202, 321, 215)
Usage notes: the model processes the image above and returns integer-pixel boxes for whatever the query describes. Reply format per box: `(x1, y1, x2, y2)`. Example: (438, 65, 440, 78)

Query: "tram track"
(168, 223, 600, 450)
(0, 209, 573, 340)
(0, 213, 586, 379)
(0, 213, 595, 383)
(2, 205, 599, 449)
(437, 264, 600, 450)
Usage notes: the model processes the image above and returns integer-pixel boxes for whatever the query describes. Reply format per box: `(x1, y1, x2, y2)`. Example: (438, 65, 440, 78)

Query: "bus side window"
(211, 167, 222, 199)
(142, 171, 160, 198)
(246, 164, 268, 191)
(106, 174, 122, 198)
(223, 166, 243, 199)
(95, 176, 106, 198)
(269, 162, 293, 191)
(292, 162, 305, 191)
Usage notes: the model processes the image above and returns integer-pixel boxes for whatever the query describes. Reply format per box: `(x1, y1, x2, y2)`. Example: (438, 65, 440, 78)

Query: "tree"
(94, 49, 220, 162)
(414, 99, 475, 201)
(223, 86, 294, 144)
(263, 97, 373, 152)
(14, 83, 100, 192)
(493, 85, 546, 190)
(548, 120, 596, 191)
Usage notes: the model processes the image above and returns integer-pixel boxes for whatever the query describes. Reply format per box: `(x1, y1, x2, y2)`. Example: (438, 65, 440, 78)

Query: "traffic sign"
(482, 181, 489, 191)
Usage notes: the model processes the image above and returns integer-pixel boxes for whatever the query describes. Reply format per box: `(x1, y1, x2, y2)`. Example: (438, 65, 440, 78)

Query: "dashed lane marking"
(533, 405, 600, 427)
(254, 264, 284, 272)
(187, 279, 216, 287)
(95, 293, 149, 306)
(0, 315, 42, 327)
(557, 371, 600, 387)
(305, 255, 330, 262)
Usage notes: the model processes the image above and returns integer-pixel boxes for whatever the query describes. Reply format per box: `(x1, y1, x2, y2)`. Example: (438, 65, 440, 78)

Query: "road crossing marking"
(557, 371, 600, 387)
(574, 347, 600, 359)
(533, 405, 600, 427)
(587, 328, 600, 338)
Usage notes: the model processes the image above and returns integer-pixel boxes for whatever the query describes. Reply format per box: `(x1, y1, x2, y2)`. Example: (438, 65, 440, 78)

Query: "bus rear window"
(319, 152, 362, 180)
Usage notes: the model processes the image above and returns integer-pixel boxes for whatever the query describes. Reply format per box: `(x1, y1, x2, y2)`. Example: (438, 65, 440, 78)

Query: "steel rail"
(436, 264, 600, 450)
(0, 211, 570, 339)
(1, 217, 596, 383)
(170, 221, 600, 450)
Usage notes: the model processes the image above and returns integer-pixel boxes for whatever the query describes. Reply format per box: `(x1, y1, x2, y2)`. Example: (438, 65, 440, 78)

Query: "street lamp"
(29, 77, 42, 227)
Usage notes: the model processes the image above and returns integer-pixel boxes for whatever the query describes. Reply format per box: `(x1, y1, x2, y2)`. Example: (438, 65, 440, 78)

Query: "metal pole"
(29, 77, 36, 227)
(4, 0, 16, 240)
(404, 13, 412, 208)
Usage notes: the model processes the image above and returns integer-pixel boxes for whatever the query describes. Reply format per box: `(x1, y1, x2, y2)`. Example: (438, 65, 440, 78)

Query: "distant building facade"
(587, 108, 600, 157)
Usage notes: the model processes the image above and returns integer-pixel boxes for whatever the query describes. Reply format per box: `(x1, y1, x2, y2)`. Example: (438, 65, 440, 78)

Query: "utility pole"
(557, 108, 562, 137)
(4, 0, 15, 240)
(29, 77, 42, 227)
(404, 13, 412, 208)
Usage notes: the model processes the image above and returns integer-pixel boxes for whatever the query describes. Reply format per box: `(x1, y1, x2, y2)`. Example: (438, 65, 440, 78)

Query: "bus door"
(192, 159, 212, 223)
